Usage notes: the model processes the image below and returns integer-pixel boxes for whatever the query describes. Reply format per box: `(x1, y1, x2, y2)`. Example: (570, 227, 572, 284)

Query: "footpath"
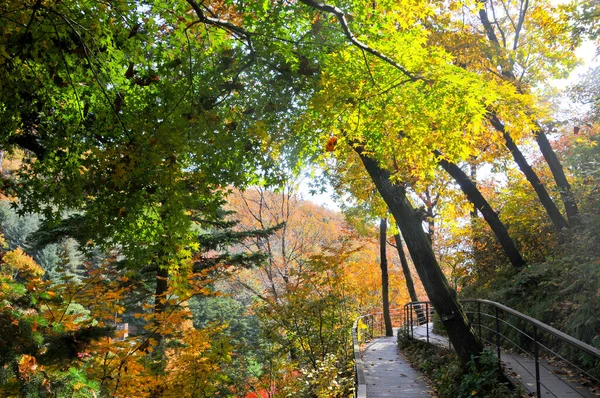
(362, 328, 432, 397)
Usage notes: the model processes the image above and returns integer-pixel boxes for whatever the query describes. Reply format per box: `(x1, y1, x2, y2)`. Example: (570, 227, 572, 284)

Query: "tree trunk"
(489, 116, 569, 231)
(150, 266, 169, 370)
(435, 152, 526, 271)
(393, 233, 419, 303)
(355, 146, 483, 364)
(477, 7, 578, 227)
(380, 218, 394, 337)
(393, 233, 426, 324)
(469, 161, 478, 219)
(534, 130, 579, 226)
(154, 266, 169, 324)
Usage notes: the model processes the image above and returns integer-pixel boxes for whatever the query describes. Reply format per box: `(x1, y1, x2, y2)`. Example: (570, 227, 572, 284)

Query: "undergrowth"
(398, 335, 520, 398)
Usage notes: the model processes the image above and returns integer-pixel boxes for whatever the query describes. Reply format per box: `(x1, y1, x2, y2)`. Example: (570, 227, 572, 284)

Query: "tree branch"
(298, 0, 419, 82)
(186, 0, 254, 52)
(513, 0, 529, 50)
(489, 1, 507, 48)
(478, 1, 515, 79)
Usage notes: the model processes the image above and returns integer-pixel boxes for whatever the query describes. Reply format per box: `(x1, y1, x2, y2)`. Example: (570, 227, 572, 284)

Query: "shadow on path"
(363, 328, 432, 397)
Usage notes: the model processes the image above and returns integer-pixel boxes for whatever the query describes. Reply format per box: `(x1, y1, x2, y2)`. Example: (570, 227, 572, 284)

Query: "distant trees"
(226, 186, 387, 395)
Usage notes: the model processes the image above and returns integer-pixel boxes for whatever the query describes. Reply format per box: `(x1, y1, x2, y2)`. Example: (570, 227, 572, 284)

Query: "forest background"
(0, 0, 599, 396)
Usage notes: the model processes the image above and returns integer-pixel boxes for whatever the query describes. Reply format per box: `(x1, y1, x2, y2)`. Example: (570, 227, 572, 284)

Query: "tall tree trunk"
(489, 116, 569, 231)
(534, 130, 579, 225)
(355, 146, 483, 364)
(478, 6, 579, 227)
(435, 152, 526, 270)
(151, 266, 169, 370)
(393, 233, 426, 324)
(393, 233, 419, 303)
(380, 218, 393, 337)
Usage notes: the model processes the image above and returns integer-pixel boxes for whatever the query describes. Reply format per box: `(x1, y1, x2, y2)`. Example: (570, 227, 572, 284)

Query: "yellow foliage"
(2, 248, 44, 278)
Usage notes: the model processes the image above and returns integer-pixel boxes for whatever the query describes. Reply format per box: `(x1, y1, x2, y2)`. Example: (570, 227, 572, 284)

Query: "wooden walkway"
(410, 324, 599, 398)
(362, 329, 431, 397)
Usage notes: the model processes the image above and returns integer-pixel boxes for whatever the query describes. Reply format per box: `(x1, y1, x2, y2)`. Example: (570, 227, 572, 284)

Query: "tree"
(489, 116, 570, 231)
(355, 145, 483, 364)
(433, 0, 581, 228)
(379, 218, 393, 336)
(435, 153, 526, 270)
(227, 185, 370, 395)
(392, 233, 420, 305)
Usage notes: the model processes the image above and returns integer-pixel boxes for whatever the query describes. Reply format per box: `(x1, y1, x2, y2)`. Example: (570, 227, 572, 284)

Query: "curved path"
(362, 329, 431, 397)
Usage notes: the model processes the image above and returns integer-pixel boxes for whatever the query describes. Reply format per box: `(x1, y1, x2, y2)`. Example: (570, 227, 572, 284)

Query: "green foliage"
(188, 295, 263, 396)
(0, 0, 319, 275)
(0, 245, 110, 396)
(462, 256, 600, 348)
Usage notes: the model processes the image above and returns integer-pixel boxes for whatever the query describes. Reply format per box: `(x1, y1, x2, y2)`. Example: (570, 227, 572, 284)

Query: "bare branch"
(489, 1, 507, 48)
(513, 0, 529, 50)
(478, 1, 515, 79)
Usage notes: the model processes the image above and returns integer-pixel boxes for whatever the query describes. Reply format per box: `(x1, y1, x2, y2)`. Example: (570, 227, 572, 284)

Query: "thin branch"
(489, 1, 507, 48)
(499, 0, 518, 31)
(478, 3, 516, 79)
(49, 18, 83, 126)
(44, 7, 132, 139)
(478, 3, 501, 46)
(186, 0, 254, 52)
(361, 49, 379, 87)
(513, 0, 529, 50)
(22, 0, 43, 42)
(298, 0, 419, 81)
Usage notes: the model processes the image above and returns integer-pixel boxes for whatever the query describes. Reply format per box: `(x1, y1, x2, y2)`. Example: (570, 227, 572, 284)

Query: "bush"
(398, 336, 518, 398)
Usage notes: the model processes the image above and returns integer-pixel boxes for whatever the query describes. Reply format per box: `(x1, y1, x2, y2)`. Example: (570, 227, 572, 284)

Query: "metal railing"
(351, 308, 405, 397)
(402, 301, 436, 344)
(402, 299, 600, 397)
(463, 299, 600, 397)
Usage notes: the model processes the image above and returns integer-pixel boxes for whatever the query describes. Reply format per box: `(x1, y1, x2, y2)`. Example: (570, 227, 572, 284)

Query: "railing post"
(477, 301, 482, 343)
(533, 325, 541, 397)
(370, 315, 374, 340)
(405, 305, 409, 336)
(410, 304, 414, 339)
(425, 302, 429, 344)
(380, 314, 383, 337)
(495, 306, 501, 364)
(404, 304, 408, 338)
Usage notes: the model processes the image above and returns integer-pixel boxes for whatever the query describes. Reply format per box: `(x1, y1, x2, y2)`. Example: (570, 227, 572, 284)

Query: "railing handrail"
(352, 316, 367, 398)
(462, 299, 600, 359)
